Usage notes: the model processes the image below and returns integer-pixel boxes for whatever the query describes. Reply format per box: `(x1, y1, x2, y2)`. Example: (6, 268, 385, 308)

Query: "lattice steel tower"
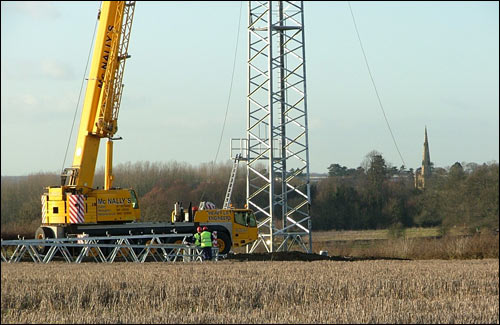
(233, 1, 311, 253)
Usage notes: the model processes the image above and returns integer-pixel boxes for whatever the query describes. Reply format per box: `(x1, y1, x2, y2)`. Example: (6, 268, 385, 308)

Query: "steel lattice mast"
(243, 1, 311, 253)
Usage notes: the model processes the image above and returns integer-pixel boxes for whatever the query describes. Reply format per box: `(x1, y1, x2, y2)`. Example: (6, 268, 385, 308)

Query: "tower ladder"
(223, 153, 242, 209)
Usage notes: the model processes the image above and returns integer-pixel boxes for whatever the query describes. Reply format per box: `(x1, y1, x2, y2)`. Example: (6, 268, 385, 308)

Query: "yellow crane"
(36, 1, 257, 255)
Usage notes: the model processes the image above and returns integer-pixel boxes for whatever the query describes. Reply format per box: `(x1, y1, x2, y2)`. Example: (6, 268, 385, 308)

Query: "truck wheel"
(216, 231, 231, 255)
(35, 227, 54, 255)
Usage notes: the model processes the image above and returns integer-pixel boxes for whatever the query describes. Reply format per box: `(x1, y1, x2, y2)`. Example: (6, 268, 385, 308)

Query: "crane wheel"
(35, 227, 55, 255)
(216, 231, 231, 255)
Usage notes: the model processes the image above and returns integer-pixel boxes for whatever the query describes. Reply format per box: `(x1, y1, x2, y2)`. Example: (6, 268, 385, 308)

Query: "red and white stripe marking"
(69, 194, 85, 224)
(41, 196, 47, 224)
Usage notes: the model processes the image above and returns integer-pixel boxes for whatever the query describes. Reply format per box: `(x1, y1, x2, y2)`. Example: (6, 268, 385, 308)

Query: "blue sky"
(1, 1, 499, 176)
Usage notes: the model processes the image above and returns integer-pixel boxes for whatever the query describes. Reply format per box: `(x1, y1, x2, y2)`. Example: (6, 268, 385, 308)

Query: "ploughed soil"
(225, 251, 410, 262)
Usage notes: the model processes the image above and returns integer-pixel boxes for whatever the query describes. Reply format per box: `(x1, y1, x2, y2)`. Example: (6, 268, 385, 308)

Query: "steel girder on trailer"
(1, 233, 220, 264)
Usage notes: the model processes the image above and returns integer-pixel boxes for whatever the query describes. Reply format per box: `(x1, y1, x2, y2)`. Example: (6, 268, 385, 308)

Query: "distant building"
(415, 127, 432, 189)
(310, 173, 328, 183)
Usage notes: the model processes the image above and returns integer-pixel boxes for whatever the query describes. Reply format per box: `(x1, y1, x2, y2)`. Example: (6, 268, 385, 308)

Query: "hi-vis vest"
(194, 233, 201, 246)
(201, 231, 212, 248)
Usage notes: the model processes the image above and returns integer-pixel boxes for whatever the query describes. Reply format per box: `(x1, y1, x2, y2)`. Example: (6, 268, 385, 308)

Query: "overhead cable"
(348, 2, 406, 168)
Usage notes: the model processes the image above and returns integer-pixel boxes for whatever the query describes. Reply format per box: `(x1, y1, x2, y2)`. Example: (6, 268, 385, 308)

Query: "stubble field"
(1, 259, 498, 324)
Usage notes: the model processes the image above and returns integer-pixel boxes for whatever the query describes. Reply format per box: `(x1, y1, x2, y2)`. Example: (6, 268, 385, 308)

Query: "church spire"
(415, 126, 432, 189)
(422, 126, 431, 176)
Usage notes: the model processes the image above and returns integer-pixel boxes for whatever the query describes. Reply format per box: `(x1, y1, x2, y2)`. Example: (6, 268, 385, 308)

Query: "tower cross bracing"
(243, 1, 311, 253)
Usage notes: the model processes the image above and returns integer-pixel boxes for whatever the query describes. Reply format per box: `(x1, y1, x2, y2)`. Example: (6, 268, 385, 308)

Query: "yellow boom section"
(71, 1, 126, 189)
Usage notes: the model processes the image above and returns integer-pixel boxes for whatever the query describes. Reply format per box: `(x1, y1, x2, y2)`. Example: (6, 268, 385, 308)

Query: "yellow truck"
(36, 1, 258, 255)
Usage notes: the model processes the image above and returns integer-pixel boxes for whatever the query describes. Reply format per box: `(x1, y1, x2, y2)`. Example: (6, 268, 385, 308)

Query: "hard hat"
(203, 226, 208, 231)
(197, 226, 202, 233)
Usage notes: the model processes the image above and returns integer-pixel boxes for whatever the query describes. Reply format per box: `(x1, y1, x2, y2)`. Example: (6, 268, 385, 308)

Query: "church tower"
(415, 127, 432, 189)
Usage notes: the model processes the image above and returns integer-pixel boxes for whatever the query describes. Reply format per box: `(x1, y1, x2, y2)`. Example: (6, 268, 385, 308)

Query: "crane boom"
(64, 1, 135, 190)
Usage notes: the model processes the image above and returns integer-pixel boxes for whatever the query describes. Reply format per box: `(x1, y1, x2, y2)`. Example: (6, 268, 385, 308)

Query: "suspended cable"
(200, 1, 243, 202)
(348, 2, 406, 168)
(61, 2, 101, 174)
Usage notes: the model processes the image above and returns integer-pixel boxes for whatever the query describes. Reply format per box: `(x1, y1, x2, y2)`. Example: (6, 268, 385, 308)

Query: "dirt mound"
(226, 251, 353, 262)
(225, 251, 411, 262)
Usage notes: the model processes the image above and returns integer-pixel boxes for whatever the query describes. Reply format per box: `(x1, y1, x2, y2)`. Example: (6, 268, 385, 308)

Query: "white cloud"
(21, 94, 38, 107)
(9, 1, 61, 20)
(40, 59, 74, 80)
(1, 90, 80, 120)
(2, 59, 74, 80)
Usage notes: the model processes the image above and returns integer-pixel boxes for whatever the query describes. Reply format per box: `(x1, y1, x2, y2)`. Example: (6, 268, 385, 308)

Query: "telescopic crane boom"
(62, 1, 135, 191)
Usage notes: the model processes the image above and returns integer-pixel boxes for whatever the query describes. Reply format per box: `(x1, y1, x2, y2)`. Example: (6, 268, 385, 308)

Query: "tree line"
(313, 151, 498, 233)
(1, 152, 498, 235)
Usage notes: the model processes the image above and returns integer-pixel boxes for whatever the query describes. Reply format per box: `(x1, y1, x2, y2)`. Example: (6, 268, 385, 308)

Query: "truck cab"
(172, 203, 258, 253)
